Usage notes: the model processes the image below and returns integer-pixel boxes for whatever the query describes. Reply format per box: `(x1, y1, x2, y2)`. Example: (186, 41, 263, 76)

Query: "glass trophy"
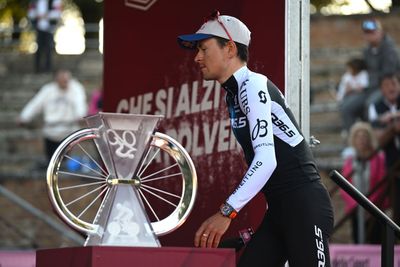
(46, 112, 197, 247)
(84, 112, 162, 247)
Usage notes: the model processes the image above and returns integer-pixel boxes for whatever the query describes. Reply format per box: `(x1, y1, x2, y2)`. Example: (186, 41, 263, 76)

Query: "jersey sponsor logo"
(254, 142, 273, 150)
(247, 160, 262, 176)
(314, 225, 326, 267)
(258, 90, 267, 104)
(271, 113, 296, 137)
(239, 79, 250, 114)
(251, 119, 268, 140)
(231, 116, 247, 128)
(232, 161, 263, 194)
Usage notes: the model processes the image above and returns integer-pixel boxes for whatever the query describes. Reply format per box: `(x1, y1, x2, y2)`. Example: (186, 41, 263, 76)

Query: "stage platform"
(36, 246, 235, 267)
(2, 245, 400, 267)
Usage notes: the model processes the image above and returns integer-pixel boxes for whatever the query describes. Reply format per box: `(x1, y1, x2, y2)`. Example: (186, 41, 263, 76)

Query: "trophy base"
(36, 246, 235, 267)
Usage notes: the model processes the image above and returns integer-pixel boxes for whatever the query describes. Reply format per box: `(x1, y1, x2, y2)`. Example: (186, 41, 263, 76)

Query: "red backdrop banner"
(103, 1, 285, 247)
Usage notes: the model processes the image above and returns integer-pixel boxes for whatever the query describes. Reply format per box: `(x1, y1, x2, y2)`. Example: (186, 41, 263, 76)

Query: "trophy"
(46, 112, 197, 246)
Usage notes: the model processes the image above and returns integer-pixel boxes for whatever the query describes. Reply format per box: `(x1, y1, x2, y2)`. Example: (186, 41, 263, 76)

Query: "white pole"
(285, 0, 310, 142)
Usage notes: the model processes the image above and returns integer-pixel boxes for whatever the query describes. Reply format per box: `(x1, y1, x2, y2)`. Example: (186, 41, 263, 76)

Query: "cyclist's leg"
(283, 181, 334, 267)
(238, 206, 287, 267)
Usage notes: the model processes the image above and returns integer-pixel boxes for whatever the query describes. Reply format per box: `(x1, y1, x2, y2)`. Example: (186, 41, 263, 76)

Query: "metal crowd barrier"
(329, 170, 400, 267)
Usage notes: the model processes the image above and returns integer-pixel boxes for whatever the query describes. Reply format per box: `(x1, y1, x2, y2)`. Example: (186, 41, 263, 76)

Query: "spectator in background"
(28, 0, 62, 73)
(88, 83, 103, 116)
(368, 73, 400, 224)
(340, 121, 387, 244)
(362, 18, 400, 107)
(17, 69, 87, 165)
(337, 58, 369, 135)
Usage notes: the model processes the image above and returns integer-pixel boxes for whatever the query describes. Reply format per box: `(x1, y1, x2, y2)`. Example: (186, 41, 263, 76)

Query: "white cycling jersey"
(222, 66, 320, 211)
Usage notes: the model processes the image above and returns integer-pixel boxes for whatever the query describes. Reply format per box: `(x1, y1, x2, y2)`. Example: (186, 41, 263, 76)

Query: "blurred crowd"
(336, 18, 400, 244)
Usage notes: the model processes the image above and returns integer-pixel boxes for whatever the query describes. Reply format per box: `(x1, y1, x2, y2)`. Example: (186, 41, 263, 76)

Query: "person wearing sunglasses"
(362, 18, 400, 109)
(178, 11, 333, 267)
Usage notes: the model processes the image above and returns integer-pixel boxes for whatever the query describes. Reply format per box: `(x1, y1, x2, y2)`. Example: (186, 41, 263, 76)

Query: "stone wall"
(311, 13, 400, 49)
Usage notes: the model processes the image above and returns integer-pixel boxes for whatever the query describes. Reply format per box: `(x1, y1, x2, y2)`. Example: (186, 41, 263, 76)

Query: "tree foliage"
(0, 0, 30, 21)
(311, 0, 399, 13)
(310, 0, 335, 11)
(0, 0, 103, 24)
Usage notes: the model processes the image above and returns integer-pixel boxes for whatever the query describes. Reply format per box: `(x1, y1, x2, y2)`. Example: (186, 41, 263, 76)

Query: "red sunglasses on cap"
(204, 10, 233, 42)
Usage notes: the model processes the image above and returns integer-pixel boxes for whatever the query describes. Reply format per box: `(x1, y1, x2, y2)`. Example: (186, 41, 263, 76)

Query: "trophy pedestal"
(36, 246, 236, 267)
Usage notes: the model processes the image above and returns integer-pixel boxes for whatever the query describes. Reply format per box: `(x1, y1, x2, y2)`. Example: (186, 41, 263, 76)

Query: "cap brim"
(177, 33, 213, 49)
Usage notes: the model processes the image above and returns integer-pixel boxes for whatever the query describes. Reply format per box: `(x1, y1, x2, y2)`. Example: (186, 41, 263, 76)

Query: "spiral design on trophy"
(106, 129, 137, 159)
